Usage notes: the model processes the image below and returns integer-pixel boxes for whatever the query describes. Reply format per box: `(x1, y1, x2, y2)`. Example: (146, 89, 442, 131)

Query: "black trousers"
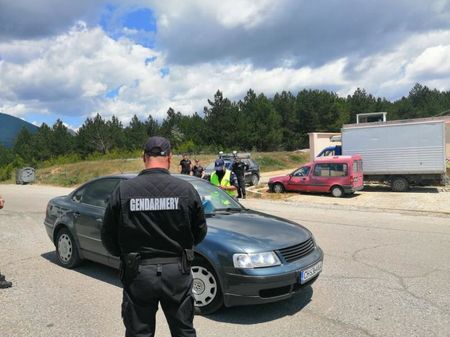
(122, 263, 196, 337)
(237, 176, 246, 198)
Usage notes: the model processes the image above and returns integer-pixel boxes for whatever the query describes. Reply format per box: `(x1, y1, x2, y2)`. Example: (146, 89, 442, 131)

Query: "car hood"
(204, 209, 311, 253)
(268, 175, 291, 183)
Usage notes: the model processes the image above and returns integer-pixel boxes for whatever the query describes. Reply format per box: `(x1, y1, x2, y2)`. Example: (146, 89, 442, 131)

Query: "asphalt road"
(1, 184, 449, 337)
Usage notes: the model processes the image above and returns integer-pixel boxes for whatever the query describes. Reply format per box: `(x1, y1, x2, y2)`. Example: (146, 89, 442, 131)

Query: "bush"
(0, 164, 13, 181)
(175, 140, 199, 155)
(0, 155, 27, 182)
(85, 149, 141, 161)
(38, 153, 82, 168)
(255, 156, 283, 170)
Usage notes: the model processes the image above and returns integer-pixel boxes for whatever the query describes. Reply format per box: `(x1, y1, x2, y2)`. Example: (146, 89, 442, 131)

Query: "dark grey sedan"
(44, 174, 323, 314)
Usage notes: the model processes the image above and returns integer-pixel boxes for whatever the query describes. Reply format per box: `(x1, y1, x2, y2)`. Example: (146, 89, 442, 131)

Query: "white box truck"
(318, 118, 447, 191)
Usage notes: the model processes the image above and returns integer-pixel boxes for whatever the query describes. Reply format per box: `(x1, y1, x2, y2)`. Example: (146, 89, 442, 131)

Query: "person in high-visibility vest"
(210, 159, 238, 197)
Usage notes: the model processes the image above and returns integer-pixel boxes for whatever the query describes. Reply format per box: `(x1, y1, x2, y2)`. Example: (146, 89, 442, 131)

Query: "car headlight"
(233, 252, 281, 269)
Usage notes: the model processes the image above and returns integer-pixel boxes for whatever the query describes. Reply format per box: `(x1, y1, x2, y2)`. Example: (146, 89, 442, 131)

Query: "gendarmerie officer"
(231, 156, 249, 199)
(101, 136, 207, 337)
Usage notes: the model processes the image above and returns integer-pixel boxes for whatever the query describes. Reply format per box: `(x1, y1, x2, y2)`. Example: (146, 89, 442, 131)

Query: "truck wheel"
(391, 177, 409, 192)
(331, 186, 344, 198)
(272, 183, 285, 193)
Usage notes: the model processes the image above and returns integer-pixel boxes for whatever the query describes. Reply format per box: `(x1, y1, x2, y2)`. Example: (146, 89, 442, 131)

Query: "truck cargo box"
(341, 120, 446, 175)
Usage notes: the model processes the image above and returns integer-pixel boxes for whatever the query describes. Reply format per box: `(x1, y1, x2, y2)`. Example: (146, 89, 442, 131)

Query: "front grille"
(278, 238, 315, 263)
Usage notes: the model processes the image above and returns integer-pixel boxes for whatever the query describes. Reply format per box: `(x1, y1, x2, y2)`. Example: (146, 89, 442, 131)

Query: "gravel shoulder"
(256, 170, 450, 216)
(2, 175, 450, 216)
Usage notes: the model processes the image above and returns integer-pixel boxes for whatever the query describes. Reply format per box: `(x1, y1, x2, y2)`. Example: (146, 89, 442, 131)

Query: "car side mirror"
(202, 199, 214, 213)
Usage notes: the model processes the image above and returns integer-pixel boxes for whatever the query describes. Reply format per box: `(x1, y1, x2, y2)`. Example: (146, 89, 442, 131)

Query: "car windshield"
(293, 166, 310, 176)
(189, 180, 242, 214)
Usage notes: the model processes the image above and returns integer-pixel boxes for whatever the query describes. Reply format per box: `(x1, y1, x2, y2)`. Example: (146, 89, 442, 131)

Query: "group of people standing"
(179, 154, 248, 199)
(179, 154, 205, 178)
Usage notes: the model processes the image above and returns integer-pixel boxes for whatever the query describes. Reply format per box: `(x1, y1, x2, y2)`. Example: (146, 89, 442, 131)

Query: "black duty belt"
(139, 256, 181, 265)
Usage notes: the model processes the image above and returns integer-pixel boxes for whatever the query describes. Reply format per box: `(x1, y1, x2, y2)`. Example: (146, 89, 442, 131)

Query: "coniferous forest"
(1, 83, 449, 180)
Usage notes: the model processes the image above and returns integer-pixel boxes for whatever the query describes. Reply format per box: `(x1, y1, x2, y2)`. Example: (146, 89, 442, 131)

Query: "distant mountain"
(0, 112, 39, 148)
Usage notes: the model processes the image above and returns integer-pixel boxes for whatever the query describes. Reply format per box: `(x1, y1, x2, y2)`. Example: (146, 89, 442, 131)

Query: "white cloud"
(1, 7, 450, 128)
(340, 30, 450, 98)
(148, 0, 277, 29)
(1, 103, 30, 117)
(406, 44, 450, 79)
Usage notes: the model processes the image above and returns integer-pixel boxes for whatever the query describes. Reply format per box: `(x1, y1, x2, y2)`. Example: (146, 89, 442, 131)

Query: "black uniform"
(232, 160, 248, 198)
(101, 168, 207, 337)
(179, 158, 191, 175)
(191, 164, 204, 178)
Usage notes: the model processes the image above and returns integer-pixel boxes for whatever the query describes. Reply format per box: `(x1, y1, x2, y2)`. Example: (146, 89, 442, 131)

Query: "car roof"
(100, 172, 205, 183)
(314, 155, 361, 163)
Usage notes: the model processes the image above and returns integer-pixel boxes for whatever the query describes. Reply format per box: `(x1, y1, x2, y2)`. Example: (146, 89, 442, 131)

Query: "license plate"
(300, 261, 322, 284)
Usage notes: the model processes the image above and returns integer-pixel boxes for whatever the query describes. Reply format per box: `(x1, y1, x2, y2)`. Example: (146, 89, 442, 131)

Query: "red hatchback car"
(268, 155, 364, 197)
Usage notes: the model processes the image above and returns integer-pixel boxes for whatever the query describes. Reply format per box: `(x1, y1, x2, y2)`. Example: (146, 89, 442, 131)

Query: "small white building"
(308, 132, 341, 162)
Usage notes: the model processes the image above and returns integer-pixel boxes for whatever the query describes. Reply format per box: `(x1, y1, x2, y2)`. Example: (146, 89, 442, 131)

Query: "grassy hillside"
(26, 151, 310, 187)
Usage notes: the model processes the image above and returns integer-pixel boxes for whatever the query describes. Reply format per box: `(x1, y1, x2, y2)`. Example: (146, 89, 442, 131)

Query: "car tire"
(272, 183, 285, 193)
(191, 258, 223, 315)
(331, 186, 344, 198)
(391, 177, 409, 192)
(250, 174, 259, 186)
(55, 227, 82, 269)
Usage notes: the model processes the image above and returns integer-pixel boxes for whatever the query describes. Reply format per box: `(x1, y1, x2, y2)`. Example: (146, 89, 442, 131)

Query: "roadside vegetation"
(0, 83, 448, 185)
(0, 151, 309, 187)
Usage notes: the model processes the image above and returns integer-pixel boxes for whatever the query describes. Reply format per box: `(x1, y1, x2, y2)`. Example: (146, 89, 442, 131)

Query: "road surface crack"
(351, 244, 448, 313)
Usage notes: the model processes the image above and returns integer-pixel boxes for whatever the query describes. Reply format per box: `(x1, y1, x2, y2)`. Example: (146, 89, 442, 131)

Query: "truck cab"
(317, 145, 342, 157)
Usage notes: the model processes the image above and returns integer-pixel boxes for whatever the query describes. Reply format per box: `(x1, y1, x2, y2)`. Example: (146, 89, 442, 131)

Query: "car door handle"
(96, 218, 103, 223)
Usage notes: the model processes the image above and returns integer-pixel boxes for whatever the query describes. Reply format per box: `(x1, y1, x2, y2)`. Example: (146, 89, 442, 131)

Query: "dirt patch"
(250, 169, 450, 215)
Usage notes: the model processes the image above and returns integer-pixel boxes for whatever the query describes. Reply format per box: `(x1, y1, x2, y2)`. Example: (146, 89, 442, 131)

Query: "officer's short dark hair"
(144, 136, 171, 157)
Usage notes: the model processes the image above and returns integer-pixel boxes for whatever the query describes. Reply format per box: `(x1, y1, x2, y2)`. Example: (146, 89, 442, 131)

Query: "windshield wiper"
(214, 207, 243, 212)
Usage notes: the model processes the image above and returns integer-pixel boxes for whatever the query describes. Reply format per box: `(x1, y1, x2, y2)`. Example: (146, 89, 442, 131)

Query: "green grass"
(254, 151, 309, 171)
(2, 151, 310, 187)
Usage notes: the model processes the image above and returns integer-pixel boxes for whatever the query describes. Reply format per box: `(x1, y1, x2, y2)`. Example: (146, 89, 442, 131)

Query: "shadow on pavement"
(41, 251, 122, 288)
(363, 185, 440, 193)
(259, 190, 362, 200)
(206, 286, 313, 324)
(42, 251, 313, 322)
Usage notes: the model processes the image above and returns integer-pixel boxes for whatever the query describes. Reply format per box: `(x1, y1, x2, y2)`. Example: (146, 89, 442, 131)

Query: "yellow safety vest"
(210, 169, 237, 197)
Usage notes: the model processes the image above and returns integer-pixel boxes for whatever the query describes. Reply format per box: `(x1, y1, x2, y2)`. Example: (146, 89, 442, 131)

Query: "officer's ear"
(167, 152, 172, 168)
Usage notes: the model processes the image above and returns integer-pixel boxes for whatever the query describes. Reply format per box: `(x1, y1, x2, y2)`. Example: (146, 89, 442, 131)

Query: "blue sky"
(100, 6, 157, 49)
(0, 0, 450, 130)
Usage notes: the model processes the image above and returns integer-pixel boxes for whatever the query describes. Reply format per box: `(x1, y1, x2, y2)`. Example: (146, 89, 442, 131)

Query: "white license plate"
(300, 261, 322, 284)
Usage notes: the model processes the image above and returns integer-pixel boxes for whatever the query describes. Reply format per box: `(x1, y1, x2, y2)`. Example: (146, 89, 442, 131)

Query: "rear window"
(353, 159, 363, 173)
(313, 163, 348, 177)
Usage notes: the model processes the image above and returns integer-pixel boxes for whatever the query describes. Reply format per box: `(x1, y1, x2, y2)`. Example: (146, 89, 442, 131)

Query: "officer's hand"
(0, 197, 4, 209)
